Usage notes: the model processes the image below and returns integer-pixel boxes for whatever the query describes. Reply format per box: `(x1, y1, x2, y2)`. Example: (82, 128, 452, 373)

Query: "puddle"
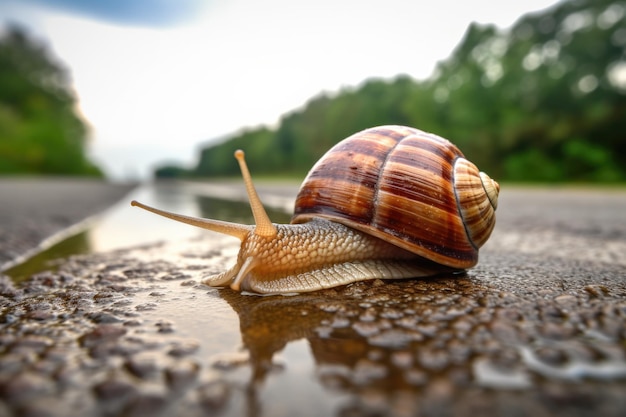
(3, 182, 291, 282)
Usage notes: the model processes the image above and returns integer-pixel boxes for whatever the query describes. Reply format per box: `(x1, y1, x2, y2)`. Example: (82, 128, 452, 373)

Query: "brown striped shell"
(291, 125, 499, 269)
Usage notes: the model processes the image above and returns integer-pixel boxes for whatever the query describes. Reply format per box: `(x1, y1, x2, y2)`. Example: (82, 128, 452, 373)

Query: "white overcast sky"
(0, 0, 561, 180)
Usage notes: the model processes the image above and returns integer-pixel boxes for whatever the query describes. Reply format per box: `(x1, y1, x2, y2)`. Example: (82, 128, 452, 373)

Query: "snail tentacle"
(130, 150, 277, 240)
(130, 200, 252, 239)
(234, 150, 277, 238)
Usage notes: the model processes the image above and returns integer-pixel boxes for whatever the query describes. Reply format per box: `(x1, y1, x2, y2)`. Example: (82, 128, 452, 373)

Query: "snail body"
(131, 125, 499, 294)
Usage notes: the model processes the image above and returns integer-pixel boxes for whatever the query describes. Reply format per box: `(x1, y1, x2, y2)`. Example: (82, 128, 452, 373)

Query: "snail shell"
(292, 125, 499, 269)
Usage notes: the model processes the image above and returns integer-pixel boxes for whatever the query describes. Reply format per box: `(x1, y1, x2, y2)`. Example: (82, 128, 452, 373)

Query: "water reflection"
(4, 230, 92, 282)
(195, 194, 292, 225)
(218, 276, 486, 417)
(89, 182, 209, 252)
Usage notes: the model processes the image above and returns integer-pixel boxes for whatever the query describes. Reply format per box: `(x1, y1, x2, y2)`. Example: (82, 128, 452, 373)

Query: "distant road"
(0, 178, 137, 269)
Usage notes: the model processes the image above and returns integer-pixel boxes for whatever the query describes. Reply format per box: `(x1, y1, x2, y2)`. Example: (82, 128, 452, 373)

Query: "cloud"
(21, 0, 206, 26)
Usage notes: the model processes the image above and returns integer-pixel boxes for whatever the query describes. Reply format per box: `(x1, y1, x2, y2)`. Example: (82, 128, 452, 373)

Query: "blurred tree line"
(160, 0, 626, 182)
(0, 25, 102, 177)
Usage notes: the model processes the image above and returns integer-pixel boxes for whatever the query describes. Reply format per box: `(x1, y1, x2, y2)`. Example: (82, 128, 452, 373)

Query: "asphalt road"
(0, 178, 136, 269)
(0, 180, 624, 417)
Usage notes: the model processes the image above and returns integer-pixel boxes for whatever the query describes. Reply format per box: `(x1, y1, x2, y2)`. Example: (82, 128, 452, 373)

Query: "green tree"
(188, 0, 626, 183)
(0, 25, 102, 176)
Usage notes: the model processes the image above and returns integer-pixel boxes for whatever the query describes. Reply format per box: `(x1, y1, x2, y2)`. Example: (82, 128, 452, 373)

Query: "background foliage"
(160, 0, 626, 182)
(0, 25, 102, 177)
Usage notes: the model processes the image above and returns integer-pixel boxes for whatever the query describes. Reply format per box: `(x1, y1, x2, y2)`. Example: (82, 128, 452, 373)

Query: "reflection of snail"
(132, 126, 499, 294)
(218, 290, 332, 383)
(217, 277, 484, 414)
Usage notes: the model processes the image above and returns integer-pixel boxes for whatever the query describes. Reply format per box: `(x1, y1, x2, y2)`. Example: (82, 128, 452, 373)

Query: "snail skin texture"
(131, 125, 499, 294)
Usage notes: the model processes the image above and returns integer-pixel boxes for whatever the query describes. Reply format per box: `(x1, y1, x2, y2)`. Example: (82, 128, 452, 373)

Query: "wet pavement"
(0, 178, 137, 270)
(0, 181, 625, 417)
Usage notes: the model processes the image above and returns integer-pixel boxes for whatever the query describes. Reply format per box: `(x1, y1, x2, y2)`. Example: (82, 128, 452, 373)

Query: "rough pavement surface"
(0, 183, 625, 417)
(0, 178, 137, 269)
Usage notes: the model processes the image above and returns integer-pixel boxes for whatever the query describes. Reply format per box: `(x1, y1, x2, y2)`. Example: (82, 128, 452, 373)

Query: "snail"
(131, 125, 499, 294)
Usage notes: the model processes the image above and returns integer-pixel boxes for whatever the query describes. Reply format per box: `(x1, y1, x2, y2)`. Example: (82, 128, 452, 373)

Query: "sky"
(0, 0, 562, 181)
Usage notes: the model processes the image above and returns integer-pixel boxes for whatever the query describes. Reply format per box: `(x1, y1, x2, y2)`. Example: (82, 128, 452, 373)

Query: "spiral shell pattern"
(291, 125, 498, 269)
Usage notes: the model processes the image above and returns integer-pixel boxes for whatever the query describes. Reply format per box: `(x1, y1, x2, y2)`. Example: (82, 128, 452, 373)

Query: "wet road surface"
(0, 178, 136, 270)
(0, 181, 625, 417)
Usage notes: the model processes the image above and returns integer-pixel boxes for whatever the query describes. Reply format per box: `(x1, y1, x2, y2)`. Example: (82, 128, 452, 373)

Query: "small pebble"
(0, 353, 25, 374)
(0, 372, 52, 404)
(198, 380, 230, 411)
(353, 321, 380, 337)
(80, 324, 126, 348)
(534, 346, 569, 367)
(405, 369, 428, 386)
(583, 285, 609, 298)
(26, 309, 55, 321)
(369, 329, 423, 348)
(359, 307, 377, 322)
(125, 356, 158, 379)
(168, 340, 200, 357)
(417, 348, 449, 371)
(391, 351, 414, 369)
(211, 352, 249, 370)
(10, 335, 53, 354)
(135, 303, 157, 311)
(330, 316, 350, 328)
(124, 392, 168, 417)
(165, 361, 200, 390)
(156, 320, 174, 333)
(317, 302, 342, 313)
(352, 359, 388, 385)
(540, 322, 577, 340)
(86, 312, 121, 324)
(93, 377, 137, 402)
(380, 308, 403, 319)
(555, 294, 577, 309)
